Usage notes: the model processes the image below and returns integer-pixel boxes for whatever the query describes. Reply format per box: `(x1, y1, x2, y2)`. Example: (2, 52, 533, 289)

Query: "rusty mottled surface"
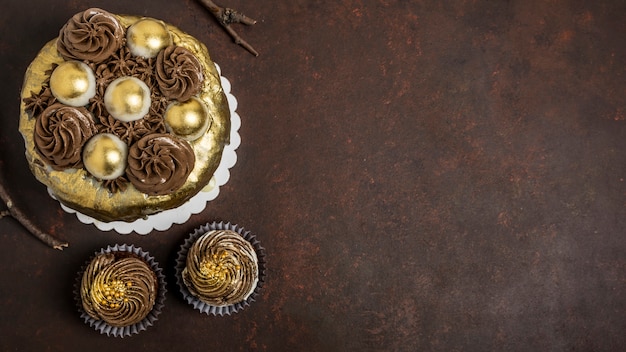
(1, 0, 625, 351)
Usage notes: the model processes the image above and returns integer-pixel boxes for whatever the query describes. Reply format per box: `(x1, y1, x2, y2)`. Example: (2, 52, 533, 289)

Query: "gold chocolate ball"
(49, 60, 96, 107)
(83, 133, 128, 180)
(126, 18, 172, 58)
(104, 76, 151, 122)
(164, 97, 211, 141)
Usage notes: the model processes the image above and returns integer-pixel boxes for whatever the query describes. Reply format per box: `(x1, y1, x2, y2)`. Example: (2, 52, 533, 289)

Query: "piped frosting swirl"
(80, 253, 157, 327)
(156, 45, 203, 101)
(34, 103, 97, 170)
(23, 86, 57, 119)
(57, 8, 124, 63)
(182, 230, 259, 306)
(126, 133, 195, 195)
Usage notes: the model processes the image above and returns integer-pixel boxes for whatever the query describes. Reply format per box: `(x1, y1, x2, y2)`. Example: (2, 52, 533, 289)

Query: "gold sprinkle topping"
(199, 250, 241, 283)
(97, 279, 131, 308)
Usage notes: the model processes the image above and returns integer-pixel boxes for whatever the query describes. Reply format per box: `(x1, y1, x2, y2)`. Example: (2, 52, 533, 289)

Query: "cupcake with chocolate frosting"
(75, 244, 166, 337)
(175, 222, 266, 315)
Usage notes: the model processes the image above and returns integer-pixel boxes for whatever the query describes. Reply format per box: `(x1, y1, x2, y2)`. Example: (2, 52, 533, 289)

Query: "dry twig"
(197, 0, 259, 56)
(0, 180, 68, 250)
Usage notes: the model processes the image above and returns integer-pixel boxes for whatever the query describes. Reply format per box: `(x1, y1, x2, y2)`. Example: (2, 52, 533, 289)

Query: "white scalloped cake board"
(49, 63, 240, 235)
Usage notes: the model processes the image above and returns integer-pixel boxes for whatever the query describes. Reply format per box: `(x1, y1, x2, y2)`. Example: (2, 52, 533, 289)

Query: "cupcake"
(175, 222, 266, 315)
(75, 244, 166, 337)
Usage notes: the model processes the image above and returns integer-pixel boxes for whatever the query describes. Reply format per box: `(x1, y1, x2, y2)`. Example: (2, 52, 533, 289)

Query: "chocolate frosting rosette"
(156, 45, 203, 101)
(74, 244, 166, 337)
(175, 221, 266, 315)
(126, 133, 195, 195)
(57, 8, 124, 63)
(34, 103, 98, 170)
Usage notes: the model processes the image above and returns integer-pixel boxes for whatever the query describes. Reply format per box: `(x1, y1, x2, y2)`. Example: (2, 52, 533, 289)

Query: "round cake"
(76, 244, 166, 337)
(19, 8, 231, 222)
(176, 222, 266, 315)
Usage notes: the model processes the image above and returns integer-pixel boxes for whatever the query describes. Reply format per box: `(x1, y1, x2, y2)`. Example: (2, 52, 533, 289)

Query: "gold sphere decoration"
(126, 18, 172, 58)
(83, 133, 128, 180)
(164, 97, 211, 141)
(49, 60, 96, 107)
(104, 76, 151, 122)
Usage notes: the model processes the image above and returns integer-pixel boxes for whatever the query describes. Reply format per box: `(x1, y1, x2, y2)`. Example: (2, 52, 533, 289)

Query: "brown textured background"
(1, 0, 625, 351)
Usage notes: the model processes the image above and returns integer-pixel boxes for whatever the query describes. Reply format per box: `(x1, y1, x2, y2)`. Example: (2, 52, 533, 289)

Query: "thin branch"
(0, 181, 68, 250)
(197, 0, 259, 56)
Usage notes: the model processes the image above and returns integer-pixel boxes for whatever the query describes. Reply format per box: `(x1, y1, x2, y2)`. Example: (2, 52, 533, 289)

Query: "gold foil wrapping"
(19, 15, 231, 222)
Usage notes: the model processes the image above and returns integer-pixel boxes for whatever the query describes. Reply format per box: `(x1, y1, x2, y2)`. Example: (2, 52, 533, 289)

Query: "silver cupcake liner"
(73, 244, 167, 337)
(175, 221, 266, 316)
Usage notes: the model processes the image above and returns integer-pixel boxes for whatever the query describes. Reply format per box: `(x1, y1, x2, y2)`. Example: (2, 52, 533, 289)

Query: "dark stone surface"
(1, 0, 625, 350)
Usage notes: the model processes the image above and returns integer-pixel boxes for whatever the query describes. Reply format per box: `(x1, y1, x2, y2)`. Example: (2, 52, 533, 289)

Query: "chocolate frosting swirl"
(182, 230, 259, 306)
(23, 87, 57, 118)
(91, 62, 116, 97)
(102, 176, 129, 193)
(155, 45, 203, 101)
(126, 133, 195, 195)
(80, 253, 157, 327)
(34, 103, 97, 170)
(57, 8, 124, 63)
(96, 113, 167, 146)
